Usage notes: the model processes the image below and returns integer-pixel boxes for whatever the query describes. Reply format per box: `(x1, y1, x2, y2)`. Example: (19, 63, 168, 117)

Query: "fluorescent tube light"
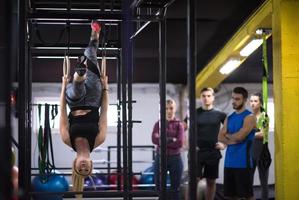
(239, 39, 263, 57)
(219, 59, 241, 75)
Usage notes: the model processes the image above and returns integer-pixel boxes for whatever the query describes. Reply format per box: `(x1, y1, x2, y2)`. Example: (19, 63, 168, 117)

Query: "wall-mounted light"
(239, 38, 263, 57)
(219, 58, 241, 75)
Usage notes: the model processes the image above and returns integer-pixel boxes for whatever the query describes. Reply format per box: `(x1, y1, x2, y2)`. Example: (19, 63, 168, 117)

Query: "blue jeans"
(66, 40, 102, 109)
(154, 154, 183, 200)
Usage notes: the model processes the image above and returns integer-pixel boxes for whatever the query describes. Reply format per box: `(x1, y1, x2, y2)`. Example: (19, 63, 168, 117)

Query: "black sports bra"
(68, 107, 99, 152)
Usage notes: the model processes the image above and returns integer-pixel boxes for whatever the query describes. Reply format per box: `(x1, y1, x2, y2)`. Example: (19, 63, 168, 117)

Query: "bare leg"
(196, 178, 206, 200)
(205, 178, 216, 200)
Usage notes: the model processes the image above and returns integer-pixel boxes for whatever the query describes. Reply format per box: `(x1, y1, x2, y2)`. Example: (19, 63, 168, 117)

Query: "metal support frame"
(30, 0, 121, 11)
(121, 0, 131, 199)
(30, 190, 159, 198)
(0, 0, 13, 199)
(28, 11, 122, 21)
(121, 0, 139, 199)
(116, 52, 122, 191)
(131, 0, 174, 8)
(130, 11, 161, 39)
(14, 0, 182, 198)
(158, 8, 167, 200)
(131, 0, 146, 8)
(130, 0, 175, 39)
(127, 20, 134, 200)
(18, 0, 33, 200)
(31, 44, 120, 50)
(187, 0, 197, 199)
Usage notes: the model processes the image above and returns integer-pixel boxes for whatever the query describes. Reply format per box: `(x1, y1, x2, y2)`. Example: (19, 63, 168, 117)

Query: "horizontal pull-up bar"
(28, 11, 122, 21)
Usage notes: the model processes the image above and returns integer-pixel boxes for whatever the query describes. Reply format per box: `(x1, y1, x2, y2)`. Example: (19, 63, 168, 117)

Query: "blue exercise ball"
(139, 166, 171, 190)
(139, 166, 155, 190)
(84, 174, 107, 191)
(32, 174, 69, 200)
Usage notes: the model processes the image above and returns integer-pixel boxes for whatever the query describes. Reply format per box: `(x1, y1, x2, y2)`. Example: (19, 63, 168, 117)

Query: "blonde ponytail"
(72, 159, 93, 199)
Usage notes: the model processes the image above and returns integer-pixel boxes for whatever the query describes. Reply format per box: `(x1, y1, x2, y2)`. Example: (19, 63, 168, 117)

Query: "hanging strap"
(262, 32, 270, 144)
(66, 0, 71, 56)
(101, 22, 107, 76)
(101, 56, 106, 76)
(45, 104, 56, 173)
(262, 33, 269, 113)
(63, 55, 70, 77)
(37, 104, 47, 182)
(51, 104, 58, 128)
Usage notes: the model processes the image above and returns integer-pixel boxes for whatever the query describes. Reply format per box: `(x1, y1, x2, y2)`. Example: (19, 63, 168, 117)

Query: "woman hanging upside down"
(59, 20, 108, 198)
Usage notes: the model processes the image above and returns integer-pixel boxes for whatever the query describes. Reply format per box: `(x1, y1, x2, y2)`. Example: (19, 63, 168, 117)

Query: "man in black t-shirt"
(196, 87, 226, 200)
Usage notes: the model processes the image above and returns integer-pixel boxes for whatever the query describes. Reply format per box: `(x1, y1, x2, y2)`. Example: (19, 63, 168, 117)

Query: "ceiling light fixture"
(219, 59, 241, 75)
(239, 38, 263, 57)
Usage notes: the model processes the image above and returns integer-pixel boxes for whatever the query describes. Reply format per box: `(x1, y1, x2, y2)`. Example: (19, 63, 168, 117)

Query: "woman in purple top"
(152, 99, 184, 200)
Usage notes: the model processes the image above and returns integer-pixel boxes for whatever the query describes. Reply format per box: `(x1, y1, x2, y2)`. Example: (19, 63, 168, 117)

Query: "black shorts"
(223, 168, 254, 198)
(197, 149, 221, 179)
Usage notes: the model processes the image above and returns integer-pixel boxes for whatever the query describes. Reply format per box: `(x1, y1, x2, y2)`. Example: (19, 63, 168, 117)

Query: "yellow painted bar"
(195, 0, 272, 96)
(272, 0, 299, 199)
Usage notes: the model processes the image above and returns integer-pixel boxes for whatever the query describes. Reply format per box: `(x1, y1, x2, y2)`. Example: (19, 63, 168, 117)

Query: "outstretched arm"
(94, 75, 109, 147)
(59, 76, 71, 147)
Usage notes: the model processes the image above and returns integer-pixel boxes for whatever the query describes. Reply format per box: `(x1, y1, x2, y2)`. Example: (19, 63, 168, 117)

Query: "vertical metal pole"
(121, 20, 129, 200)
(67, 0, 71, 55)
(18, 0, 31, 199)
(127, 22, 134, 200)
(0, 0, 13, 199)
(108, 146, 111, 186)
(27, 15, 33, 196)
(187, 0, 197, 199)
(121, 45, 128, 199)
(122, 0, 133, 198)
(159, 10, 167, 200)
(116, 52, 122, 191)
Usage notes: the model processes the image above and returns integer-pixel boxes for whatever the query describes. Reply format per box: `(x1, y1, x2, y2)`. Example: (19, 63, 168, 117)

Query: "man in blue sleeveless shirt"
(218, 87, 256, 200)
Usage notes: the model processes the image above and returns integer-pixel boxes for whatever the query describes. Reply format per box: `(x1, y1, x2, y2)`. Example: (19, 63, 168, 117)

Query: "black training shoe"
(74, 56, 87, 76)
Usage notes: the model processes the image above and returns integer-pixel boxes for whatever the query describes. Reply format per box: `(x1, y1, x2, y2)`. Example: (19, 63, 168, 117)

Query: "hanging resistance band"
(101, 23, 107, 76)
(44, 104, 56, 172)
(38, 104, 47, 182)
(64, 2, 71, 76)
(258, 33, 272, 170)
(101, 54, 107, 76)
(51, 104, 58, 128)
(63, 55, 70, 77)
(38, 104, 57, 182)
(262, 32, 270, 144)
